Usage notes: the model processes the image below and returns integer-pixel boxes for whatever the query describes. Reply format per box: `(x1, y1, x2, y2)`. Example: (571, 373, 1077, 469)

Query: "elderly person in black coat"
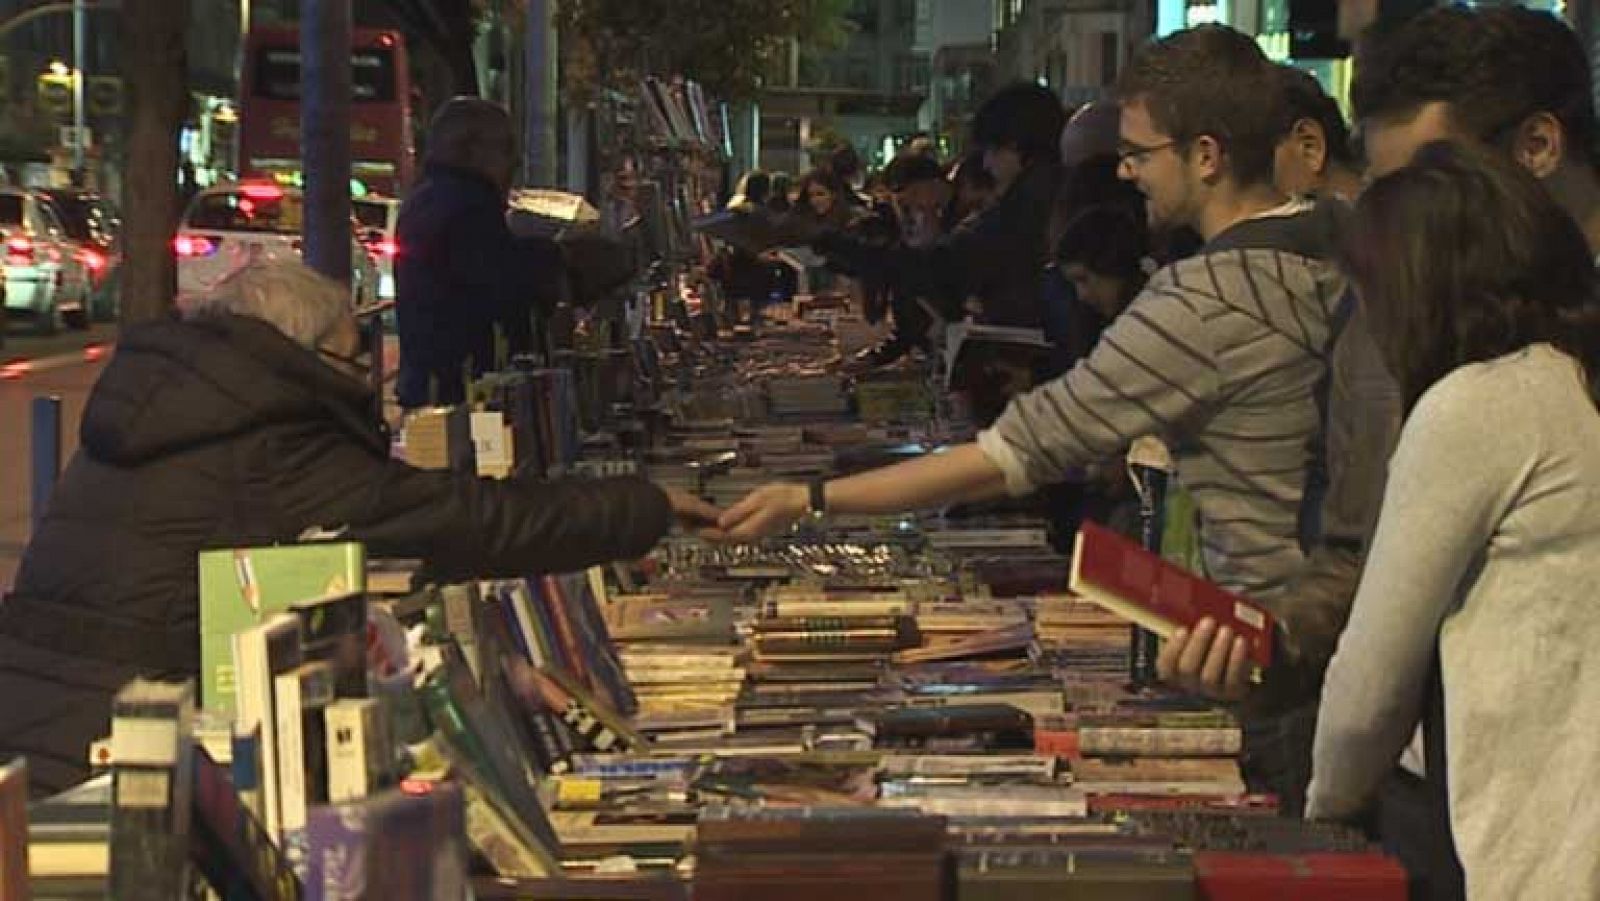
(0, 260, 719, 795)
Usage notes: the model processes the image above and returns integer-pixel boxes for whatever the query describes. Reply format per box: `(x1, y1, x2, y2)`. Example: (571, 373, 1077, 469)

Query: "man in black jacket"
(396, 97, 561, 408)
(812, 83, 1064, 330)
(0, 260, 719, 795)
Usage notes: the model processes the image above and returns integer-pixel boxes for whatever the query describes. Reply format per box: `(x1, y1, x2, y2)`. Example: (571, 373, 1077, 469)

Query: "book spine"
(108, 683, 196, 901)
(564, 574, 638, 716)
(1077, 727, 1243, 757)
(756, 615, 903, 632)
(326, 699, 389, 803)
(231, 725, 264, 827)
(537, 576, 593, 688)
(276, 662, 335, 873)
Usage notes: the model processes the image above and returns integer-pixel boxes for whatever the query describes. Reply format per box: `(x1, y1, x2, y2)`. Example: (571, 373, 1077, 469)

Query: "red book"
(1069, 521, 1275, 669)
(1195, 852, 1408, 901)
(537, 575, 594, 690)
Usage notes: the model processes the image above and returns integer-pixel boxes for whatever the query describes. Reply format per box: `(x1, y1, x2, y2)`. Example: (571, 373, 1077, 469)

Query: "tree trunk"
(301, 0, 353, 286)
(120, 0, 189, 324)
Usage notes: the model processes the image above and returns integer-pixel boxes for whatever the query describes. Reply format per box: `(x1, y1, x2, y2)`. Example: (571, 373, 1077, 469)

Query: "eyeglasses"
(1117, 139, 1179, 168)
(317, 346, 373, 378)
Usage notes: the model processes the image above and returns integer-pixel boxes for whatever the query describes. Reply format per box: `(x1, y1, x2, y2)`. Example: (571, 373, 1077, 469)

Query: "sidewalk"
(0, 352, 107, 592)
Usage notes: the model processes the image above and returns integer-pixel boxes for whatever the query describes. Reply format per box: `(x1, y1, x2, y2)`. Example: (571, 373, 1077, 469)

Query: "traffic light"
(88, 77, 122, 117)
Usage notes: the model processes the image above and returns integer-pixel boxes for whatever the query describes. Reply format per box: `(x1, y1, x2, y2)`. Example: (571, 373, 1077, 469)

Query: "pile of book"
(766, 374, 850, 417)
(853, 371, 935, 424)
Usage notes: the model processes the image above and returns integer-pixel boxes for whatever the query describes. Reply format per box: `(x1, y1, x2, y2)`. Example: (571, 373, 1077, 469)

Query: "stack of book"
(693, 807, 948, 901)
(766, 374, 850, 417)
(853, 372, 934, 424)
(616, 645, 745, 740)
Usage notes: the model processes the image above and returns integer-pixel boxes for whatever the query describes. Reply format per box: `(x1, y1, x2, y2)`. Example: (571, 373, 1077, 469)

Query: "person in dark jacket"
(0, 260, 721, 796)
(810, 83, 1065, 329)
(396, 97, 561, 409)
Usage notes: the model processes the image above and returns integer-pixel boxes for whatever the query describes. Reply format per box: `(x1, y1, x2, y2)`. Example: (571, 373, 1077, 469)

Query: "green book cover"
(199, 543, 366, 713)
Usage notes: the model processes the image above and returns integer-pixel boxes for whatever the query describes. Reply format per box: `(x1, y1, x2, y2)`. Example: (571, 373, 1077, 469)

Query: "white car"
(176, 183, 378, 308)
(1, 188, 92, 335)
(354, 195, 400, 302)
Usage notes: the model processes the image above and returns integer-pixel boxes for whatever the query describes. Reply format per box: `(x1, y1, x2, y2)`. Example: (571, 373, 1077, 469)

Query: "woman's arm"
(1306, 367, 1524, 820)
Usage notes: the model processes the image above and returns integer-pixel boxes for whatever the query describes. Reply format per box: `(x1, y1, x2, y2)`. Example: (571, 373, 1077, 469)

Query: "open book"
(941, 320, 1053, 390)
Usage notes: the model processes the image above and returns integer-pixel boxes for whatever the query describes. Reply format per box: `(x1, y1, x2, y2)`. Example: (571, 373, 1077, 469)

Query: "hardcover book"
(107, 679, 196, 901)
(1070, 522, 1274, 669)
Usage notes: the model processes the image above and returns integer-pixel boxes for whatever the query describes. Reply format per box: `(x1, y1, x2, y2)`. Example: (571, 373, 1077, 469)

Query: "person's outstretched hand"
(662, 488, 729, 542)
(717, 483, 809, 543)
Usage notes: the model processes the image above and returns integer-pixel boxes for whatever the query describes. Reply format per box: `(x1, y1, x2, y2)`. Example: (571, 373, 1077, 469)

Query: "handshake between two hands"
(661, 482, 811, 545)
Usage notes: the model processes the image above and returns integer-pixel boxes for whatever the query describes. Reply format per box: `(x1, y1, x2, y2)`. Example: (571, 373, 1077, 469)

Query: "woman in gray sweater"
(1308, 141, 1600, 898)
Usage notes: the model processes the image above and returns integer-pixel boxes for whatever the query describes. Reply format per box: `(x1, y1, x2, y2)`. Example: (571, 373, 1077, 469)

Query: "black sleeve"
(265, 427, 674, 581)
(815, 213, 998, 320)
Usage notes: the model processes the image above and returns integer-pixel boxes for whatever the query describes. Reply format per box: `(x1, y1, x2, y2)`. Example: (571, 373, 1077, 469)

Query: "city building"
(917, 0, 997, 153)
(991, 0, 1153, 111)
(758, 0, 928, 177)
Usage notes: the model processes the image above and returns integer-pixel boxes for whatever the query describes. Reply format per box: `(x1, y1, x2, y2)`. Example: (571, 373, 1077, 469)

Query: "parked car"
(42, 189, 122, 323)
(354, 195, 400, 303)
(0, 187, 92, 335)
(176, 182, 378, 307)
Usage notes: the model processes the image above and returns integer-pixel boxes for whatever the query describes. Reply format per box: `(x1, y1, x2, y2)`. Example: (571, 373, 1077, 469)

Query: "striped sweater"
(978, 202, 1346, 600)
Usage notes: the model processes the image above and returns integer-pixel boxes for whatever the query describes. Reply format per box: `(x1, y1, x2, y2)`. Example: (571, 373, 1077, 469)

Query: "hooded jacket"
(0, 313, 670, 794)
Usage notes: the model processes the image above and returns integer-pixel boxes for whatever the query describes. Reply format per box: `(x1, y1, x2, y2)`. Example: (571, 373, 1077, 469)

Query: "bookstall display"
(8, 95, 1406, 901)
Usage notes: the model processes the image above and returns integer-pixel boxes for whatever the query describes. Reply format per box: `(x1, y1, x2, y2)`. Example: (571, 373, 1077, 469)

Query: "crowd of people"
(714, 9, 1600, 900)
(0, 7, 1597, 900)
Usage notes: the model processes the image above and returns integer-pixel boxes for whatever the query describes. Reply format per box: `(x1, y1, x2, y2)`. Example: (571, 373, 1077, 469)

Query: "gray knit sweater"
(1309, 344, 1600, 899)
(978, 201, 1345, 600)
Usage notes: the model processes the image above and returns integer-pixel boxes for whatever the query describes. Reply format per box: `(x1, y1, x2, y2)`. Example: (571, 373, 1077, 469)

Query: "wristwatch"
(805, 479, 829, 521)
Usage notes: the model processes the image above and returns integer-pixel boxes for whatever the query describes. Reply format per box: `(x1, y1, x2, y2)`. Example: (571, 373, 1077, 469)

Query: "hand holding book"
(1155, 618, 1255, 702)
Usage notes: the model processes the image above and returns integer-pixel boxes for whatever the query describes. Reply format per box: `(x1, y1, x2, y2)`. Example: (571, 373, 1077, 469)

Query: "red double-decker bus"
(237, 26, 416, 197)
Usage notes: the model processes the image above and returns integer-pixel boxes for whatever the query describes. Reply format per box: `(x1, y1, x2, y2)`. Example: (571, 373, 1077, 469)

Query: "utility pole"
(72, 0, 86, 185)
(524, 0, 556, 187)
(301, 0, 352, 285)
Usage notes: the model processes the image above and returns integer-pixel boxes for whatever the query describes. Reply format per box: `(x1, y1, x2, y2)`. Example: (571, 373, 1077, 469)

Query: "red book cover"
(1070, 522, 1275, 669)
(537, 576, 594, 691)
(1195, 852, 1408, 901)
(0, 759, 26, 901)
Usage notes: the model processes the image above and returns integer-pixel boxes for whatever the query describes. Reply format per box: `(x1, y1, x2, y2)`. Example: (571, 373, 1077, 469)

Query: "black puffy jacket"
(0, 313, 671, 795)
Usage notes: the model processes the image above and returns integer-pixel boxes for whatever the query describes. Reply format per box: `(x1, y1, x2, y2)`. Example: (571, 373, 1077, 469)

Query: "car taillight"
(80, 249, 107, 272)
(373, 239, 399, 258)
(6, 236, 34, 265)
(174, 235, 219, 257)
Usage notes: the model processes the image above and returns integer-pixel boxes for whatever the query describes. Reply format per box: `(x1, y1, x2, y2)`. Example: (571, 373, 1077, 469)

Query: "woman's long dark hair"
(1343, 140, 1600, 412)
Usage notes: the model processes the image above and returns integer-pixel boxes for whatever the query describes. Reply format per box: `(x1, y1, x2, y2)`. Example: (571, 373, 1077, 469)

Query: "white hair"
(179, 259, 349, 350)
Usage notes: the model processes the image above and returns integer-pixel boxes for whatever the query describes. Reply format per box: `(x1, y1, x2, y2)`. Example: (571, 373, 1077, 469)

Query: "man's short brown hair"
(1118, 25, 1285, 188)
